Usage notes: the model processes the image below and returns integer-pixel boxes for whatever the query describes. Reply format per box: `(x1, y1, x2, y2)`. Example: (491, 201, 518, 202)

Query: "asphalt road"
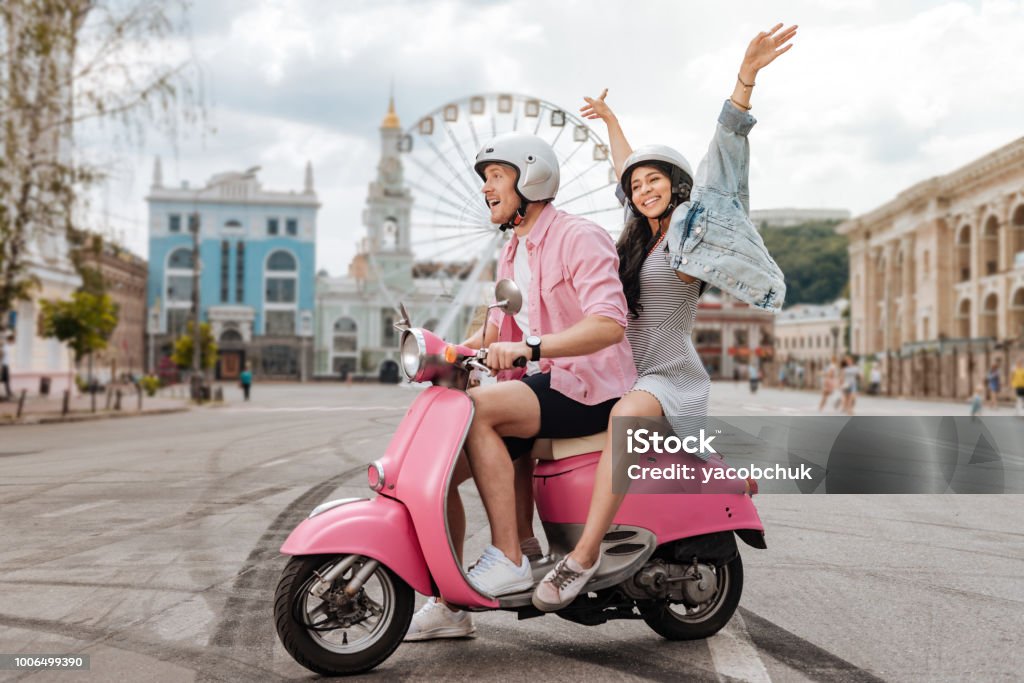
(0, 383, 1021, 682)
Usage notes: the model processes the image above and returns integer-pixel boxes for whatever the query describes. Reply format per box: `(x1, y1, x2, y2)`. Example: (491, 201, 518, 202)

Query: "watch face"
(526, 335, 541, 347)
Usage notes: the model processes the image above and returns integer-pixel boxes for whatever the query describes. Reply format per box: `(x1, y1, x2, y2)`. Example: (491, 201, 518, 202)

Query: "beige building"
(78, 235, 148, 381)
(692, 292, 776, 380)
(838, 137, 1024, 399)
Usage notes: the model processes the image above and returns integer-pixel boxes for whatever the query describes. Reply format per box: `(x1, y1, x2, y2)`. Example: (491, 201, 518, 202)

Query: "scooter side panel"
(534, 455, 764, 543)
(280, 497, 434, 596)
(395, 387, 500, 609)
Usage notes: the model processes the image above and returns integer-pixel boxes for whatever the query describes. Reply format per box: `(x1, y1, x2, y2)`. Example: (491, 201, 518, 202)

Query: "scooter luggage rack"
(496, 524, 657, 608)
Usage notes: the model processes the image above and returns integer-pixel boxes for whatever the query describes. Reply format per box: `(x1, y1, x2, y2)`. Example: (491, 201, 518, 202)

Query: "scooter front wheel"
(274, 554, 414, 676)
(641, 554, 743, 641)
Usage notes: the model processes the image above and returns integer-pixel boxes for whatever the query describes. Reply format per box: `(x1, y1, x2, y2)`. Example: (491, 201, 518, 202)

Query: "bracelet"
(737, 72, 756, 88)
(729, 97, 752, 111)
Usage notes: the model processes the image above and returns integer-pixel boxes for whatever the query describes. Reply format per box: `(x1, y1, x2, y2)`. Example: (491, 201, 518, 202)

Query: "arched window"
(220, 329, 243, 343)
(956, 225, 971, 282)
(957, 298, 971, 338)
(264, 249, 297, 335)
(982, 216, 999, 276)
(980, 293, 998, 338)
(1011, 288, 1024, 341)
(268, 250, 297, 271)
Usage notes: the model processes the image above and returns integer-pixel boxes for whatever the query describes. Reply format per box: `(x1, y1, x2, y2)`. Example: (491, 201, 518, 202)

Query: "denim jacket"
(665, 100, 786, 312)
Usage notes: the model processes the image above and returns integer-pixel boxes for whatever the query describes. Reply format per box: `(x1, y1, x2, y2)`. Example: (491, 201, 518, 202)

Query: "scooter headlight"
(400, 329, 426, 381)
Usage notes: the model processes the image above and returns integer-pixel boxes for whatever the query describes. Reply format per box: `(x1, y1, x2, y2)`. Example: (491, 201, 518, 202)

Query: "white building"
(314, 99, 481, 378)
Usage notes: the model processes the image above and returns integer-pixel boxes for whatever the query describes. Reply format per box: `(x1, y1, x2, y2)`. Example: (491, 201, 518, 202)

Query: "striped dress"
(627, 241, 711, 459)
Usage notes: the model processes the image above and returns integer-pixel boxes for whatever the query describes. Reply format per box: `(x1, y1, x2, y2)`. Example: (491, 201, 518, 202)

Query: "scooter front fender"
(280, 496, 433, 596)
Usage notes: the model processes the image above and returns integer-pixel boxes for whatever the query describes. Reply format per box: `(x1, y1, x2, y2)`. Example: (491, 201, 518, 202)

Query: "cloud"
(81, 0, 1024, 274)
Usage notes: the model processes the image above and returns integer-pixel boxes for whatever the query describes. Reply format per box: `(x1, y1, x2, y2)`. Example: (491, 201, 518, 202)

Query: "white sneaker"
(466, 545, 533, 597)
(403, 598, 475, 641)
(532, 555, 600, 612)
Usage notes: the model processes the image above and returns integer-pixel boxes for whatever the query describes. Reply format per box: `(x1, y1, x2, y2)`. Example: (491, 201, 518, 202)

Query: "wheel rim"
(665, 563, 731, 624)
(298, 557, 396, 654)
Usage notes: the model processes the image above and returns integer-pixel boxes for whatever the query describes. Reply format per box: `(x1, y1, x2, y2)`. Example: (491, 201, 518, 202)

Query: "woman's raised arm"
(729, 23, 797, 112)
(580, 89, 632, 180)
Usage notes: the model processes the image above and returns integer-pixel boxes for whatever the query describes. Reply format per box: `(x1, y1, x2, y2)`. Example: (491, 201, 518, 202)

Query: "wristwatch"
(525, 335, 542, 362)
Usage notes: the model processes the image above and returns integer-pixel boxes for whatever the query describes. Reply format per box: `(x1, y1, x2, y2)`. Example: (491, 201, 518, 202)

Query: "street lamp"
(189, 211, 203, 402)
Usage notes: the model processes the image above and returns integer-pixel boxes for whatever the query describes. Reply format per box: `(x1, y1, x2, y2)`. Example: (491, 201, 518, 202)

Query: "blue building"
(146, 162, 319, 378)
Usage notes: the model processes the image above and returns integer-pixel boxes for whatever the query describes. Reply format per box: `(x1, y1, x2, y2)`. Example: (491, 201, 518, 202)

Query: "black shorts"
(502, 372, 617, 460)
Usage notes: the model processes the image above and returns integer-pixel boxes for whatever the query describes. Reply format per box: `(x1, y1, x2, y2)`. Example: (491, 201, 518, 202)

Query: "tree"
(38, 290, 118, 381)
(1, 0, 203, 333)
(761, 221, 849, 306)
(172, 321, 217, 372)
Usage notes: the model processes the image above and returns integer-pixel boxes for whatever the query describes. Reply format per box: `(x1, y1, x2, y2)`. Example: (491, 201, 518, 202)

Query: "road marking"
(259, 458, 291, 468)
(708, 611, 772, 682)
(39, 500, 115, 518)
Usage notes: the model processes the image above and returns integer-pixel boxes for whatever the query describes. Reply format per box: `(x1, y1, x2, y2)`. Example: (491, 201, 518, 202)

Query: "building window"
(188, 213, 199, 233)
(267, 218, 279, 236)
(694, 329, 722, 347)
(225, 219, 242, 230)
(262, 344, 298, 376)
(333, 318, 358, 352)
(382, 312, 396, 347)
(265, 310, 296, 336)
(168, 247, 194, 269)
(734, 330, 748, 347)
(264, 249, 297, 337)
(168, 214, 181, 233)
(220, 241, 230, 303)
(236, 241, 245, 302)
(167, 309, 191, 337)
(286, 218, 298, 236)
(266, 278, 296, 303)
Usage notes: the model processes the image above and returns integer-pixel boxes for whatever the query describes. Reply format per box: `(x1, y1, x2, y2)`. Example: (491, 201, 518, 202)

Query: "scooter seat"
(532, 431, 606, 460)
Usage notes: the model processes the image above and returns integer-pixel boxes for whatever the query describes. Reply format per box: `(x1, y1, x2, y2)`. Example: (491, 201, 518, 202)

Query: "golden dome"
(381, 96, 400, 129)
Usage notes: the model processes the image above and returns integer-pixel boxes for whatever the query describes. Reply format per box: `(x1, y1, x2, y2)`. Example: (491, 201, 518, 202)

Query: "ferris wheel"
(398, 92, 623, 269)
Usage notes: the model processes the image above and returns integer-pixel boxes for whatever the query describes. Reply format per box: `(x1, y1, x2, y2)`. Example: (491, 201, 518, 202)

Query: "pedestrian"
(749, 362, 760, 393)
(840, 355, 859, 415)
(868, 363, 881, 395)
(778, 364, 787, 389)
(986, 361, 1001, 410)
(1, 333, 13, 400)
(795, 363, 805, 389)
(1012, 357, 1024, 418)
(969, 383, 984, 421)
(819, 356, 837, 411)
(240, 363, 252, 401)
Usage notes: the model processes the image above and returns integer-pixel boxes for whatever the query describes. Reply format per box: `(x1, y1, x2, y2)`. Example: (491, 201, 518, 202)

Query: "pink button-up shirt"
(487, 203, 636, 405)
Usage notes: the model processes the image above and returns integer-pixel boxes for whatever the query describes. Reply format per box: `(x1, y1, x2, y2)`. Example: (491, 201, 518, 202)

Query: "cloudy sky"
(83, 0, 1024, 274)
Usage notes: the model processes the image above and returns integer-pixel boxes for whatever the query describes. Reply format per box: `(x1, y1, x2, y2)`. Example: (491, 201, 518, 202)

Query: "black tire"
(641, 554, 743, 641)
(274, 555, 414, 676)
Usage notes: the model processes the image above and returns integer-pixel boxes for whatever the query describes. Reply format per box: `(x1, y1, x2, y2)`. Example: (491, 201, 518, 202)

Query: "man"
(404, 132, 636, 641)
(1, 334, 13, 400)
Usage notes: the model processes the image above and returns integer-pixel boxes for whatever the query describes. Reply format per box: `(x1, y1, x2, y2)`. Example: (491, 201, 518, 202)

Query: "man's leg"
(464, 381, 540, 566)
(513, 456, 535, 545)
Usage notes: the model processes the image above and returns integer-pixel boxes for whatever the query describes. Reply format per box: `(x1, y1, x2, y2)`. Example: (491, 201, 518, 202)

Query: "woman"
(819, 357, 838, 411)
(986, 361, 1001, 410)
(532, 23, 796, 611)
(840, 355, 859, 415)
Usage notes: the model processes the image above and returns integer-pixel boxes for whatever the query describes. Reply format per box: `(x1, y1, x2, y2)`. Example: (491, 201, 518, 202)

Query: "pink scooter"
(274, 281, 766, 676)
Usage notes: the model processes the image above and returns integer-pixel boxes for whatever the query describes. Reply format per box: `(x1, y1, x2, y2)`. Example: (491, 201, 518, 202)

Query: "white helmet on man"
(620, 145, 694, 219)
(475, 133, 560, 230)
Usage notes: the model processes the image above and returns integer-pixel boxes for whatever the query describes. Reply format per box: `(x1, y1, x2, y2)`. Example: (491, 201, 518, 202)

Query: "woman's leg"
(569, 390, 664, 568)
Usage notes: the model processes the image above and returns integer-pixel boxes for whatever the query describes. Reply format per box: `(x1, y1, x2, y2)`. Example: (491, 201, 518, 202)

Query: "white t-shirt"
(512, 244, 541, 375)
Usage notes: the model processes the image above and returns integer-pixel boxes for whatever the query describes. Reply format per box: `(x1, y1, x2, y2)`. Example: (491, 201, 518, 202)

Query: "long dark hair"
(616, 162, 692, 319)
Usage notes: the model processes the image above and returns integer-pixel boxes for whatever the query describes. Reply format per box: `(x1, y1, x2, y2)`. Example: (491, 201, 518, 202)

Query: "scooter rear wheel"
(274, 554, 414, 676)
(641, 554, 743, 641)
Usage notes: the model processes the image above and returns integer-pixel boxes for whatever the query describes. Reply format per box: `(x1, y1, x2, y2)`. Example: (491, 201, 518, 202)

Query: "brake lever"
(466, 359, 494, 376)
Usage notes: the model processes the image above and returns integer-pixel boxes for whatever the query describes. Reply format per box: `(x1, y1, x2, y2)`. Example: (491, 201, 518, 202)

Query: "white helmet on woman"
(620, 145, 694, 219)
(475, 132, 560, 230)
